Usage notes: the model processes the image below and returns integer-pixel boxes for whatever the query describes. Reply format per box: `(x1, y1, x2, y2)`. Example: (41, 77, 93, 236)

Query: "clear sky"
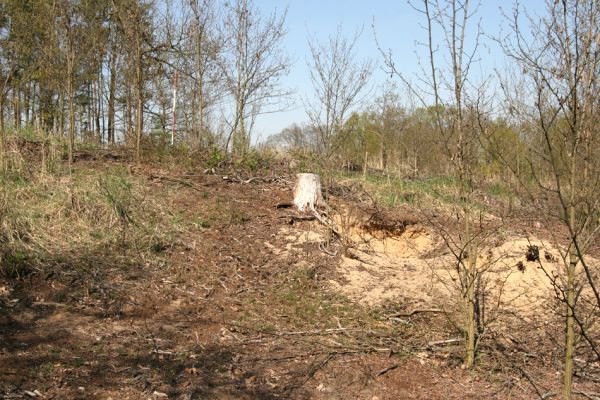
(251, 0, 545, 143)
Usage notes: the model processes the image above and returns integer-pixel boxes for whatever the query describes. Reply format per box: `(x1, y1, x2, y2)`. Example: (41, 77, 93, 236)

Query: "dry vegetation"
(0, 140, 598, 399)
(2, 0, 600, 399)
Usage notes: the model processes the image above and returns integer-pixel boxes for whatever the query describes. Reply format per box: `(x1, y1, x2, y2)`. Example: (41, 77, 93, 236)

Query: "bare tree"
(221, 0, 290, 156)
(305, 27, 373, 159)
(380, 0, 489, 368)
(187, 0, 222, 146)
(500, 1, 600, 397)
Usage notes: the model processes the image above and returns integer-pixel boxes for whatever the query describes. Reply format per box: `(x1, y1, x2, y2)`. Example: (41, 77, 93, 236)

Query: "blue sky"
(251, 0, 545, 143)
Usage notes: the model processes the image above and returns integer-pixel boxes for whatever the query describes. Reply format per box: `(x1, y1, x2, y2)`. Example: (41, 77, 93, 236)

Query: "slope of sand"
(281, 218, 595, 318)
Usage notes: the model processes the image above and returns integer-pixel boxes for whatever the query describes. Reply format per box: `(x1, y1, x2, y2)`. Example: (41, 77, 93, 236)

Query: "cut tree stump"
(293, 173, 325, 212)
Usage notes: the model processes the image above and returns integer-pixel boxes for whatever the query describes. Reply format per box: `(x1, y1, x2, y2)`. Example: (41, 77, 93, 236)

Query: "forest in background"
(1, 1, 600, 399)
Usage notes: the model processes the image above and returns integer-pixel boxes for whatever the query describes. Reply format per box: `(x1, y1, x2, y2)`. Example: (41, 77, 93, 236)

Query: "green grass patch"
(485, 182, 513, 199)
(336, 171, 459, 208)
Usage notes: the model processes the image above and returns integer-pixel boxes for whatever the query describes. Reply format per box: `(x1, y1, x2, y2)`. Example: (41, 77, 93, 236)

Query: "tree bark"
(135, 36, 143, 161)
(67, 66, 74, 169)
(13, 86, 20, 129)
(0, 93, 5, 171)
(293, 173, 325, 212)
(108, 42, 116, 144)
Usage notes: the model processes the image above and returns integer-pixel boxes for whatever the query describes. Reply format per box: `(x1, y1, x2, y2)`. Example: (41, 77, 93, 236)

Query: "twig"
(516, 365, 546, 399)
(313, 210, 343, 238)
(299, 353, 335, 387)
(387, 308, 444, 318)
(279, 214, 317, 222)
(319, 242, 338, 256)
(246, 327, 354, 339)
(144, 319, 160, 354)
(541, 392, 558, 399)
(428, 338, 463, 347)
(375, 364, 399, 377)
(31, 301, 67, 308)
(574, 391, 600, 400)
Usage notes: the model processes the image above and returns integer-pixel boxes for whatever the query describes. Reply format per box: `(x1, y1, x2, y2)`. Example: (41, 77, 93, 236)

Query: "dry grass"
(0, 161, 185, 279)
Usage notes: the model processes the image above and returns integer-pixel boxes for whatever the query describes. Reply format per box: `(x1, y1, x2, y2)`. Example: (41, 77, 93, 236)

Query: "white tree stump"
(293, 173, 325, 212)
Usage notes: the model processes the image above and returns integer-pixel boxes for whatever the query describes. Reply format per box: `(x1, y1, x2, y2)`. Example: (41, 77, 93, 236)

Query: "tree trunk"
(196, 34, 204, 145)
(564, 242, 576, 400)
(198, 83, 204, 145)
(564, 161, 578, 400)
(0, 94, 5, 171)
(87, 82, 92, 139)
(293, 173, 325, 212)
(67, 70, 74, 169)
(108, 45, 116, 144)
(58, 91, 64, 137)
(465, 212, 476, 368)
(135, 37, 143, 161)
(93, 80, 101, 142)
(13, 86, 20, 129)
(126, 88, 132, 145)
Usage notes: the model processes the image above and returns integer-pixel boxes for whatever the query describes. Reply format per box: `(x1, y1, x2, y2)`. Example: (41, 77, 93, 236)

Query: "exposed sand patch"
(279, 217, 597, 319)
(331, 230, 573, 311)
(328, 224, 450, 306)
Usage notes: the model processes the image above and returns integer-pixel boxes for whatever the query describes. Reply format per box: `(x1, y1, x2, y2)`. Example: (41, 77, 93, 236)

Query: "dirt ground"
(1, 159, 599, 399)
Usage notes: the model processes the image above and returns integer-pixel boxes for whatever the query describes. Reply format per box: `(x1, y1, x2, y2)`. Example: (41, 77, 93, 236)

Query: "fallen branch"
(319, 242, 338, 257)
(313, 210, 343, 238)
(32, 301, 67, 308)
(150, 174, 194, 188)
(574, 392, 600, 400)
(427, 338, 463, 347)
(375, 364, 399, 377)
(516, 365, 546, 399)
(298, 353, 335, 388)
(387, 308, 444, 318)
(345, 248, 376, 265)
(279, 214, 317, 222)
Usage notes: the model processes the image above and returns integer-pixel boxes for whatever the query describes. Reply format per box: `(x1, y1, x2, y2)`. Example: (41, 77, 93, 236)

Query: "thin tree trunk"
(0, 94, 5, 171)
(191, 82, 197, 141)
(564, 237, 576, 400)
(465, 209, 476, 368)
(87, 82, 92, 139)
(126, 88, 132, 145)
(108, 51, 116, 144)
(67, 71, 74, 169)
(58, 91, 64, 137)
(379, 138, 385, 170)
(94, 80, 101, 142)
(99, 68, 105, 143)
(198, 83, 204, 145)
(135, 37, 143, 161)
(564, 154, 578, 400)
(195, 31, 204, 145)
(13, 86, 20, 129)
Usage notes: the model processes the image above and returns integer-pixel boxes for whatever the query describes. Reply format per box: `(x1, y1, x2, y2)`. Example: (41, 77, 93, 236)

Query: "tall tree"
(381, 0, 488, 368)
(501, 1, 600, 397)
(221, 0, 290, 156)
(187, 0, 221, 146)
(112, 0, 155, 160)
(305, 28, 373, 159)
